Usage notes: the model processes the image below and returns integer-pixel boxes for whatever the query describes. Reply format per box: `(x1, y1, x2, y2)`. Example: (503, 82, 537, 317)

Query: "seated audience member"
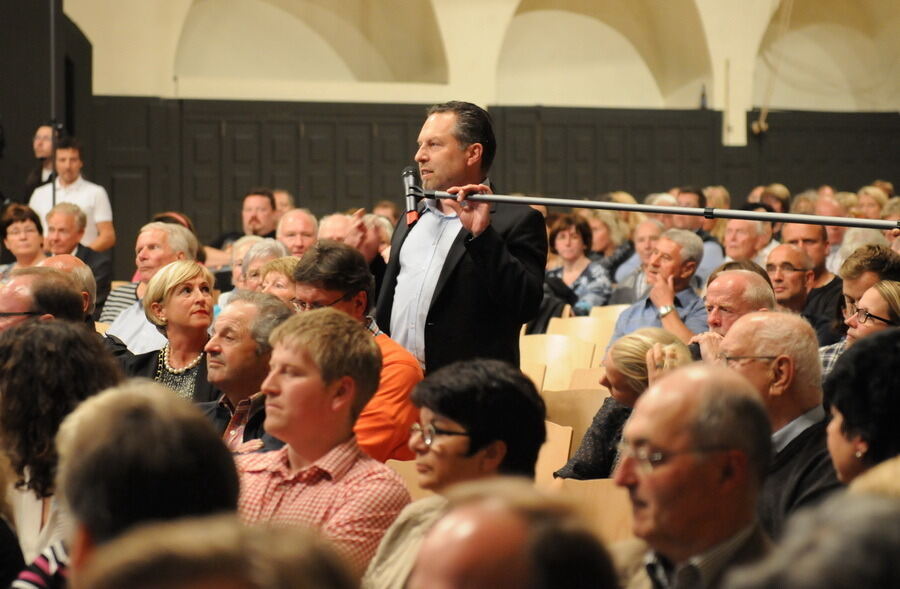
(609, 219, 664, 304)
(72, 515, 354, 589)
(825, 330, 900, 484)
(836, 227, 888, 263)
(240, 238, 288, 292)
(819, 245, 900, 377)
(0, 205, 47, 279)
(0, 267, 85, 331)
(215, 234, 263, 309)
(723, 218, 767, 264)
(259, 256, 300, 305)
(671, 186, 725, 282)
(643, 193, 677, 229)
(0, 322, 120, 563)
(781, 223, 845, 345)
(275, 208, 317, 259)
(199, 290, 293, 451)
(724, 493, 900, 589)
(236, 309, 410, 575)
(761, 183, 790, 214)
(318, 212, 388, 298)
(720, 312, 841, 539)
(151, 211, 206, 265)
(578, 208, 632, 277)
(0, 468, 22, 587)
(363, 359, 546, 589)
(273, 188, 295, 217)
(609, 228, 706, 345)
(814, 195, 848, 273)
(407, 478, 618, 589)
(100, 222, 197, 336)
(373, 200, 399, 227)
(45, 203, 111, 314)
(702, 185, 730, 244)
(689, 267, 776, 361)
(545, 214, 612, 315)
(204, 188, 279, 268)
(612, 364, 772, 588)
(765, 244, 814, 313)
(293, 240, 422, 461)
(17, 380, 241, 589)
(842, 280, 899, 346)
(555, 327, 690, 480)
(38, 255, 99, 326)
(119, 261, 218, 403)
(857, 185, 888, 220)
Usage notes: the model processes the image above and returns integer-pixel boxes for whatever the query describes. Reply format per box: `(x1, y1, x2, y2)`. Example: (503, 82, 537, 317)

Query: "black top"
(802, 276, 845, 346)
(118, 347, 221, 404)
(554, 397, 632, 480)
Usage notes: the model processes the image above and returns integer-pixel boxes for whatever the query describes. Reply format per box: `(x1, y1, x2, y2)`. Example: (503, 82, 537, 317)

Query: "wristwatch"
(657, 305, 675, 318)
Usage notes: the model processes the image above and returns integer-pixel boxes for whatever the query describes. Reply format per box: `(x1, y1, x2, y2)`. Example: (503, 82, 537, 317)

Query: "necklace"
(160, 343, 204, 375)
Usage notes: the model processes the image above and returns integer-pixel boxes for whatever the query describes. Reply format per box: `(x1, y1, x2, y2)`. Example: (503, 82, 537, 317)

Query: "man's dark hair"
(679, 186, 706, 208)
(225, 290, 293, 355)
(55, 136, 82, 158)
(427, 101, 496, 174)
(840, 245, 900, 281)
(57, 380, 240, 544)
(293, 239, 375, 312)
(244, 187, 276, 210)
(411, 359, 546, 478)
(11, 267, 85, 322)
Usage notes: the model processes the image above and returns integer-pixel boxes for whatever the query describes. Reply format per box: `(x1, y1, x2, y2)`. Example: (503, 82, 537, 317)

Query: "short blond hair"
(260, 256, 300, 284)
(859, 185, 888, 209)
(269, 308, 381, 421)
(609, 327, 691, 397)
(47, 202, 86, 231)
(143, 261, 214, 328)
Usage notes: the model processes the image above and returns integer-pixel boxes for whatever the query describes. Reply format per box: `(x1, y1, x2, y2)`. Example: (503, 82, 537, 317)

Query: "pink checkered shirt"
(236, 437, 411, 575)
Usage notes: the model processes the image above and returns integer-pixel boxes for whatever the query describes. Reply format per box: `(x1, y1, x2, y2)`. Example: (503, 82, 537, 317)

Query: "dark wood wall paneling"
(90, 98, 900, 280)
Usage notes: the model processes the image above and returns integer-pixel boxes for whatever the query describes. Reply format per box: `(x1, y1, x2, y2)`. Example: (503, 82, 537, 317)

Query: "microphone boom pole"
(414, 187, 900, 232)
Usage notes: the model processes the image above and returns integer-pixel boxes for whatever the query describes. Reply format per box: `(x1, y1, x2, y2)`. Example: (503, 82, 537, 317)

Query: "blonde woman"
(577, 208, 633, 279)
(121, 260, 218, 402)
(259, 256, 300, 306)
(554, 328, 691, 480)
(857, 185, 888, 219)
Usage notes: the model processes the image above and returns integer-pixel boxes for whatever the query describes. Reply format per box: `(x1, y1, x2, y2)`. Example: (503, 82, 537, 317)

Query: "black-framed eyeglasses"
(291, 292, 352, 312)
(616, 439, 731, 475)
(0, 311, 41, 319)
(852, 307, 896, 326)
(410, 422, 470, 448)
(717, 354, 777, 367)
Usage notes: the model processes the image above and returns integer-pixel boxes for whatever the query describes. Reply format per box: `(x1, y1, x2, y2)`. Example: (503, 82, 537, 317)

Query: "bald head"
(276, 209, 317, 258)
(704, 270, 775, 336)
(766, 245, 814, 311)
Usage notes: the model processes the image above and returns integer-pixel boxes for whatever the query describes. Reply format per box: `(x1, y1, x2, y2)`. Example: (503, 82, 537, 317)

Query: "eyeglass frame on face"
(716, 354, 777, 367)
(409, 422, 470, 448)
(0, 311, 42, 319)
(850, 306, 896, 326)
(291, 291, 353, 312)
(616, 438, 732, 475)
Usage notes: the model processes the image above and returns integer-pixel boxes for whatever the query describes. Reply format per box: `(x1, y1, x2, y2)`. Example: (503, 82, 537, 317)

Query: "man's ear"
(768, 355, 793, 397)
(718, 449, 749, 490)
(477, 439, 507, 475)
(330, 375, 356, 414)
(680, 260, 697, 280)
(349, 291, 368, 320)
(464, 142, 483, 169)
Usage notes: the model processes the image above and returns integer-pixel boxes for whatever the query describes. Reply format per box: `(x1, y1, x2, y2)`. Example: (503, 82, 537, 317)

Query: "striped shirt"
(98, 282, 138, 323)
(236, 438, 410, 575)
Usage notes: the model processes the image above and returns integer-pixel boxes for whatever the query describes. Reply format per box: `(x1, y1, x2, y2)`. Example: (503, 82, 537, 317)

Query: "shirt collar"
(248, 437, 361, 482)
(645, 524, 756, 589)
(772, 405, 826, 453)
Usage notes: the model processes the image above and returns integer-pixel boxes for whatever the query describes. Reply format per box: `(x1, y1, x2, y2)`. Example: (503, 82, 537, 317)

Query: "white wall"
(63, 0, 900, 146)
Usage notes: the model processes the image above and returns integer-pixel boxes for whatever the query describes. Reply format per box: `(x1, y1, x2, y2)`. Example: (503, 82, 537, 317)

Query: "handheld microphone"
(402, 166, 420, 226)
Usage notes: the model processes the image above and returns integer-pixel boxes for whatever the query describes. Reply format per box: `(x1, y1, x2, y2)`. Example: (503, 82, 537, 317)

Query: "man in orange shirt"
(292, 239, 422, 461)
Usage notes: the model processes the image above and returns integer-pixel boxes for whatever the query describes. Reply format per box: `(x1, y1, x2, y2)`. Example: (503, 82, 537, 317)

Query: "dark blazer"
(197, 399, 285, 452)
(74, 243, 112, 318)
(119, 348, 220, 404)
(376, 200, 547, 374)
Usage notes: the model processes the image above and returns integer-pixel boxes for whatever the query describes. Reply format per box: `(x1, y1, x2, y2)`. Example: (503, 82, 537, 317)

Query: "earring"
(855, 450, 865, 459)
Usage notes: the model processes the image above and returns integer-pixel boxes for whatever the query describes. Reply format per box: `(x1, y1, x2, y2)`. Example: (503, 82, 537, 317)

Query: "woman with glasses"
(259, 256, 300, 306)
(555, 327, 691, 480)
(825, 329, 900, 484)
(120, 260, 219, 402)
(362, 359, 546, 589)
(843, 280, 900, 348)
(0, 205, 46, 280)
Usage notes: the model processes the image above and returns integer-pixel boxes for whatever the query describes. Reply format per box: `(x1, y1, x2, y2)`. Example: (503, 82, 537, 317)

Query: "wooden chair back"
(541, 388, 610, 456)
(519, 334, 596, 392)
(547, 477, 634, 543)
(520, 362, 547, 392)
(548, 316, 618, 352)
(534, 420, 573, 489)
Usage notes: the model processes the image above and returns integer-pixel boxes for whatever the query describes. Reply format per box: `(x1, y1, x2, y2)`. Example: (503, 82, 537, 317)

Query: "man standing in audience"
(29, 137, 116, 252)
(609, 228, 706, 345)
(45, 202, 111, 315)
(612, 364, 772, 588)
(236, 309, 410, 575)
(199, 290, 293, 451)
(765, 244, 815, 314)
(376, 101, 546, 373)
(293, 240, 422, 462)
(671, 186, 724, 282)
(102, 222, 198, 352)
(689, 269, 776, 360)
(819, 244, 900, 376)
(720, 312, 842, 539)
(781, 222, 845, 345)
(276, 207, 318, 258)
(724, 219, 766, 264)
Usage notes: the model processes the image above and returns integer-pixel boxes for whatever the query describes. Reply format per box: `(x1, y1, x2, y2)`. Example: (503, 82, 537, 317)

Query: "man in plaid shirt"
(236, 308, 410, 576)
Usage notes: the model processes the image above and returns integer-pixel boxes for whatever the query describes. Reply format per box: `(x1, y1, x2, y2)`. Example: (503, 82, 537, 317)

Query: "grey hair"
(47, 202, 87, 231)
(745, 312, 822, 402)
(661, 228, 704, 266)
(70, 264, 97, 316)
(242, 239, 289, 271)
(364, 213, 394, 242)
(838, 228, 889, 262)
(724, 493, 900, 589)
(714, 270, 776, 310)
(138, 222, 198, 261)
(229, 235, 263, 266)
(224, 290, 293, 356)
